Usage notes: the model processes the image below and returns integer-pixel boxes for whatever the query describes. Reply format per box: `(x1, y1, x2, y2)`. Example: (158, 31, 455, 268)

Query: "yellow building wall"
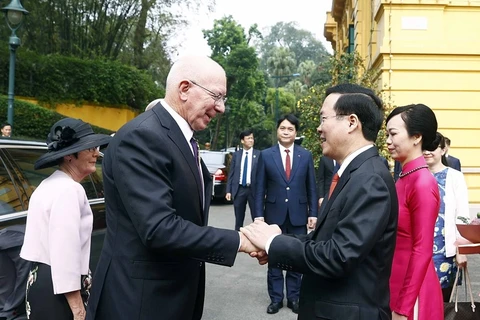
(18, 98, 139, 132)
(325, 0, 480, 204)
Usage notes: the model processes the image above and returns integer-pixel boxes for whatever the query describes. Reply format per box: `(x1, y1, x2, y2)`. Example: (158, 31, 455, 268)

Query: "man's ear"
(179, 80, 190, 101)
(348, 114, 359, 130)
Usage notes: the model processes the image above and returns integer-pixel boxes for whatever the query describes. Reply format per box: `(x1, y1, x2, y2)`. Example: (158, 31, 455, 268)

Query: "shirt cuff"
(238, 233, 242, 251)
(265, 234, 280, 254)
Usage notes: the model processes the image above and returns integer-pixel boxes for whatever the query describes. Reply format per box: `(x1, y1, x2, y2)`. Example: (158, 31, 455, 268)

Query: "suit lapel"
(289, 147, 303, 180)
(272, 146, 287, 182)
(155, 104, 205, 221)
(315, 147, 379, 231)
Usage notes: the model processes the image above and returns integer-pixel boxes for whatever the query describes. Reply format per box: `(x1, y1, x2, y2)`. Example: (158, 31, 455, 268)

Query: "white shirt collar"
(337, 144, 374, 177)
(160, 99, 194, 144)
(278, 143, 294, 154)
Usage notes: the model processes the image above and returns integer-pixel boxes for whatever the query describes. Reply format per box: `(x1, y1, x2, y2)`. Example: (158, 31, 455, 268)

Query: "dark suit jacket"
(447, 155, 461, 171)
(316, 156, 334, 199)
(87, 103, 240, 320)
(254, 145, 317, 226)
(226, 148, 260, 197)
(393, 160, 401, 181)
(267, 147, 398, 320)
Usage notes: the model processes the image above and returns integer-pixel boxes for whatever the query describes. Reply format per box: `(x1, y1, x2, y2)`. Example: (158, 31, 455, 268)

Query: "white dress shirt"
(239, 148, 253, 185)
(278, 143, 294, 171)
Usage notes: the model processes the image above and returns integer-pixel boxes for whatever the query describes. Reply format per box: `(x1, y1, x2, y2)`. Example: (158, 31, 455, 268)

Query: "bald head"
(164, 55, 227, 131)
(166, 56, 225, 97)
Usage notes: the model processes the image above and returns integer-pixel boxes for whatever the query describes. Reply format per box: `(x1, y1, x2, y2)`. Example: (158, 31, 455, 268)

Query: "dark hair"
(326, 84, 384, 142)
(436, 132, 449, 166)
(277, 114, 299, 131)
(386, 104, 438, 151)
(326, 83, 383, 110)
(444, 137, 451, 146)
(239, 129, 253, 140)
(1, 122, 11, 129)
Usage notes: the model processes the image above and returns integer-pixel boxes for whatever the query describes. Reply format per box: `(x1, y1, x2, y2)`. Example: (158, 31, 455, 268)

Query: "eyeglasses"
(87, 146, 100, 153)
(319, 114, 346, 125)
(189, 80, 227, 104)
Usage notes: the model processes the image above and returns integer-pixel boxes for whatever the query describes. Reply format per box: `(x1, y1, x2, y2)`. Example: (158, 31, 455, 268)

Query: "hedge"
(0, 48, 163, 111)
(0, 96, 113, 140)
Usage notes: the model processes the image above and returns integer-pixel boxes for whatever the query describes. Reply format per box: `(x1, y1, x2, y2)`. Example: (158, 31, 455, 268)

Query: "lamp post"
(271, 73, 300, 123)
(2, 0, 28, 127)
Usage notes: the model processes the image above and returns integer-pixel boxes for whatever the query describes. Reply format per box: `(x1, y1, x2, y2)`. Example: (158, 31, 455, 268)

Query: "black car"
(0, 139, 106, 319)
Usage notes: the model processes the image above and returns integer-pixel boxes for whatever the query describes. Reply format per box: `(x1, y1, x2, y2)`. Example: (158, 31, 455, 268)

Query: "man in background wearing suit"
(226, 129, 260, 231)
(444, 137, 461, 171)
(254, 114, 317, 314)
(243, 84, 398, 320)
(316, 155, 339, 207)
(87, 56, 258, 320)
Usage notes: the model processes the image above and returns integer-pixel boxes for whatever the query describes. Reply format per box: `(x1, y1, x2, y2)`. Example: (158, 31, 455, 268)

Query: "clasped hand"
(239, 220, 282, 265)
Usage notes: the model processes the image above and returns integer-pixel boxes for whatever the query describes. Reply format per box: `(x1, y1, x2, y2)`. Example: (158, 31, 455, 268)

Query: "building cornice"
(332, 0, 347, 23)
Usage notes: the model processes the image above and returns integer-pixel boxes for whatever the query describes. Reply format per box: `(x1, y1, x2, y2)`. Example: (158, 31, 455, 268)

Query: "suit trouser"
(268, 214, 306, 303)
(233, 185, 254, 231)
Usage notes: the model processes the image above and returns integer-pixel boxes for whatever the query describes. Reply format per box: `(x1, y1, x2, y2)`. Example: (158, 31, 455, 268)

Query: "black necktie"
(190, 137, 204, 207)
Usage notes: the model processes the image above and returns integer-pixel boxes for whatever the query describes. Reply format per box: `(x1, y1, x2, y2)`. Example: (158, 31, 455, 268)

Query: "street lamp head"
(2, 0, 28, 31)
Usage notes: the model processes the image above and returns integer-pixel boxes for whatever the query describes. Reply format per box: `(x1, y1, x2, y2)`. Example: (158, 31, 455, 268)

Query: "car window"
(81, 156, 104, 199)
(7, 148, 55, 188)
(4, 147, 104, 202)
(200, 152, 227, 166)
(0, 156, 23, 215)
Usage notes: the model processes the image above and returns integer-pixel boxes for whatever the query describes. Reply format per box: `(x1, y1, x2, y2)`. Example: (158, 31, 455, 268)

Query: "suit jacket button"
(285, 199, 288, 202)
(286, 187, 290, 190)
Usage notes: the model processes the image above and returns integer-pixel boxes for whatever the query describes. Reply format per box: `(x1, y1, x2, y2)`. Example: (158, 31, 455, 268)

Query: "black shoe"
(267, 301, 283, 314)
(287, 300, 299, 314)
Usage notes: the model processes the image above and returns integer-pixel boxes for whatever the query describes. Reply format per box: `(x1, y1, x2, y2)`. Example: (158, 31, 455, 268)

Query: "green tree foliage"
(257, 22, 331, 88)
(0, 0, 214, 90)
(267, 47, 296, 79)
(202, 16, 269, 149)
(297, 52, 393, 166)
(259, 22, 329, 66)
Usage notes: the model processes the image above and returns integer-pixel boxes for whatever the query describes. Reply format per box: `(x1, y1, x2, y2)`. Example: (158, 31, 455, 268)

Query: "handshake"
(237, 220, 282, 265)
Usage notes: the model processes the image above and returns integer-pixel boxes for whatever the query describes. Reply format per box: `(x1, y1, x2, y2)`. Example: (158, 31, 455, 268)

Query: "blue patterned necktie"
(242, 151, 249, 186)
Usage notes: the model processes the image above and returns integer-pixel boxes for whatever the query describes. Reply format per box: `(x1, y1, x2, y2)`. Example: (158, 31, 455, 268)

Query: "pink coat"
(389, 156, 443, 319)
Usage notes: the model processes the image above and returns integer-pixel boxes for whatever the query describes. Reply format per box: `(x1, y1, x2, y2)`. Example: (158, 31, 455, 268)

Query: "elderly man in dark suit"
(226, 129, 260, 231)
(243, 84, 398, 320)
(254, 114, 317, 314)
(87, 56, 258, 320)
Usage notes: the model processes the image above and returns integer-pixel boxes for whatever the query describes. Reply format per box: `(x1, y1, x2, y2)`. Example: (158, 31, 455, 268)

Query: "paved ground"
(203, 202, 480, 319)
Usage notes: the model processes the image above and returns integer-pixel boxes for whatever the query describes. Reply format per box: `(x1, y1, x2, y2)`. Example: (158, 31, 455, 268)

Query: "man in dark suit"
(393, 160, 402, 181)
(243, 84, 398, 320)
(226, 129, 260, 231)
(316, 155, 338, 207)
(87, 56, 258, 320)
(254, 114, 317, 314)
(444, 137, 461, 171)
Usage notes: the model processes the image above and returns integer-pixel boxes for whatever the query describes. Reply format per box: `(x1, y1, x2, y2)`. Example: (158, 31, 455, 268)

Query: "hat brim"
(34, 134, 112, 170)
